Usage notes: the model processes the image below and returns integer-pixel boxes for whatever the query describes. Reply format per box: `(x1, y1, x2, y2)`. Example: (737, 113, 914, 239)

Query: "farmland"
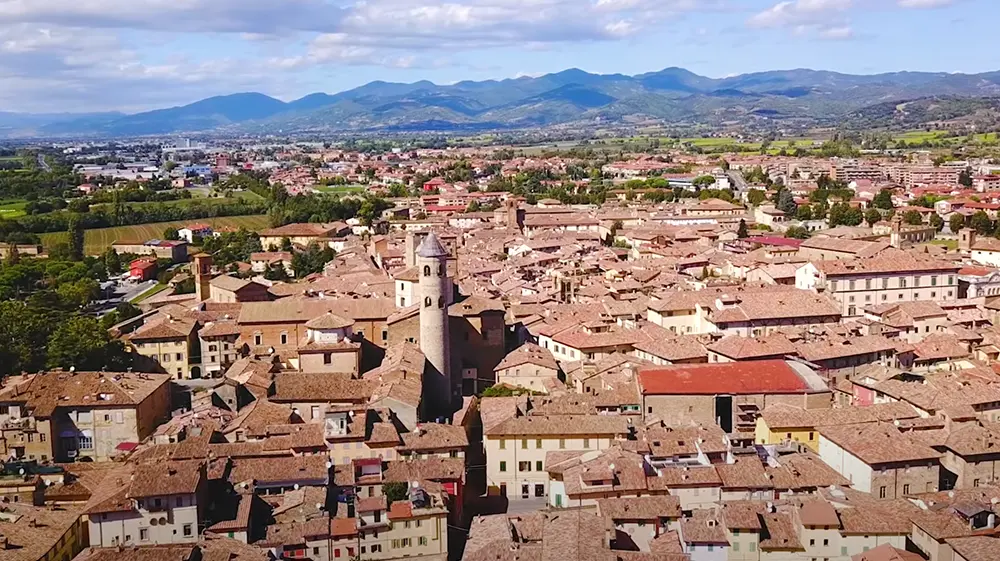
(39, 214, 270, 255)
(0, 199, 27, 219)
(313, 184, 367, 195)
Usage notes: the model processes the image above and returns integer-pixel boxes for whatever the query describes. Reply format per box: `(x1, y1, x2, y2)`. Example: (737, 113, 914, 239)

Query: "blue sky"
(0, 0, 989, 113)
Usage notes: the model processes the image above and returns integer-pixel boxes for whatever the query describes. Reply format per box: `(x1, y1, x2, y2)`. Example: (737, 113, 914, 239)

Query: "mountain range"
(7, 67, 1000, 137)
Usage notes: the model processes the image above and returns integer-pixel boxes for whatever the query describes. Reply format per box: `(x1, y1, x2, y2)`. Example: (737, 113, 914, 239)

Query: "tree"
(291, 242, 335, 278)
(929, 214, 944, 232)
(104, 248, 122, 275)
(747, 189, 766, 206)
(0, 301, 50, 375)
(692, 175, 716, 189)
(902, 210, 924, 226)
(971, 210, 993, 236)
(872, 189, 894, 210)
(785, 225, 810, 239)
(163, 227, 180, 241)
(67, 215, 85, 261)
(100, 302, 142, 330)
(264, 262, 289, 281)
(776, 189, 797, 217)
(865, 208, 883, 227)
(828, 203, 863, 227)
(796, 205, 813, 221)
(47, 316, 124, 370)
(383, 481, 409, 504)
(4, 242, 19, 266)
(950, 213, 966, 234)
(737, 219, 749, 239)
(959, 168, 973, 188)
(482, 385, 537, 397)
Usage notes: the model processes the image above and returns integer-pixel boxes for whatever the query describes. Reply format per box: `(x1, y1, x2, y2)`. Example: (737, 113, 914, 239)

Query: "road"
(37, 153, 51, 172)
(90, 279, 157, 317)
(727, 170, 749, 193)
(506, 497, 549, 514)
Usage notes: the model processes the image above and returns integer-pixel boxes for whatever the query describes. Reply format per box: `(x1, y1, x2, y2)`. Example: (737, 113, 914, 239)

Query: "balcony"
(144, 501, 170, 512)
(1, 417, 35, 431)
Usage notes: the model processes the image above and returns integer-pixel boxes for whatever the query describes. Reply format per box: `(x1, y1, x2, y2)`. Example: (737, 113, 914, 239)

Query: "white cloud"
(897, 0, 954, 7)
(747, 0, 852, 28)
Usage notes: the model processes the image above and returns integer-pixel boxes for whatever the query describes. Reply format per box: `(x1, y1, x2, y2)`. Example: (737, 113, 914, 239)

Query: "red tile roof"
(638, 360, 812, 395)
(388, 501, 414, 520)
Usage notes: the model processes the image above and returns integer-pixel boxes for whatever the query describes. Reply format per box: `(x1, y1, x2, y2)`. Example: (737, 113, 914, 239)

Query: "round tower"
(416, 232, 454, 415)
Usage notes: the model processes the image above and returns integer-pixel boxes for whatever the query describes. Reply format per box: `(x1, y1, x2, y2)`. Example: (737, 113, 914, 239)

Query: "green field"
(891, 130, 999, 145)
(313, 184, 367, 194)
(892, 130, 951, 143)
(40, 214, 270, 255)
(92, 195, 263, 211)
(0, 199, 27, 219)
(928, 239, 959, 250)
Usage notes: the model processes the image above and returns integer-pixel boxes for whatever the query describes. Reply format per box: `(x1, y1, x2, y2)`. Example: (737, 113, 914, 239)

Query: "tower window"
(438, 297, 444, 309)
(423, 266, 430, 276)
(424, 297, 432, 307)
(438, 264, 445, 276)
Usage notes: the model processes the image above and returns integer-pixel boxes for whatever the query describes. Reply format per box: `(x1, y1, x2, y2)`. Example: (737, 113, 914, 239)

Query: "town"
(5, 132, 1000, 561)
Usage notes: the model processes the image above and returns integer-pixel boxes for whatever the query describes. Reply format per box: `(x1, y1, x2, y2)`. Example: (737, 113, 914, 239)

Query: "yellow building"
(0, 502, 87, 561)
(755, 402, 920, 452)
(126, 312, 199, 379)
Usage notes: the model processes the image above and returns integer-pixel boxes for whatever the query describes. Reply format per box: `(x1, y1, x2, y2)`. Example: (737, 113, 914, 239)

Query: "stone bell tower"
(416, 232, 455, 415)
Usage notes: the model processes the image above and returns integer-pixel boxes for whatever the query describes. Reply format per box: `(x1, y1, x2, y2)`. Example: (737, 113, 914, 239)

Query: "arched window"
(438, 264, 445, 276)
(423, 265, 431, 276)
(438, 297, 445, 309)
(424, 297, 432, 307)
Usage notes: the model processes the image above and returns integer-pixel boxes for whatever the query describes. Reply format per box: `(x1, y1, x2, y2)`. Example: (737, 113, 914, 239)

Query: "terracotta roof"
(680, 510, 729, 544)
(759, 512, 804, 550)
(19, 371, 170, 417)
(271, 372, 376, 403)
(0, 503, 92, 561)
(818, 424, 940, 465)
(816, 248, 960, 276)
(496, 343, 559, 372)
(596, 496, 681, 520)
(400, 423, 469, 452)
(853, 544, 929, 561)
(304, 311, 354, 329)
(128, 460, 204, 498)
(486, 414, 632, 437)
(638, 360, 820, 396)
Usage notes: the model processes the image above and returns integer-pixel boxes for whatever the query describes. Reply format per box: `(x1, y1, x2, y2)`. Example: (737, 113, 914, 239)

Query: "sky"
(0, 0, 990, 113)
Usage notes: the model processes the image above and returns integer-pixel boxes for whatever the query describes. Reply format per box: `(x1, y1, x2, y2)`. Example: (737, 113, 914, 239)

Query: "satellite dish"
(411, 481, 420, 489)
(293, 483, 300, 490)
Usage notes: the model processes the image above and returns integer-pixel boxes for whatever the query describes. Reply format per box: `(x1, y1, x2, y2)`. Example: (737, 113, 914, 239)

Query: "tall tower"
(193, 253, 214, 302)
(417, 232, 454, 416)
